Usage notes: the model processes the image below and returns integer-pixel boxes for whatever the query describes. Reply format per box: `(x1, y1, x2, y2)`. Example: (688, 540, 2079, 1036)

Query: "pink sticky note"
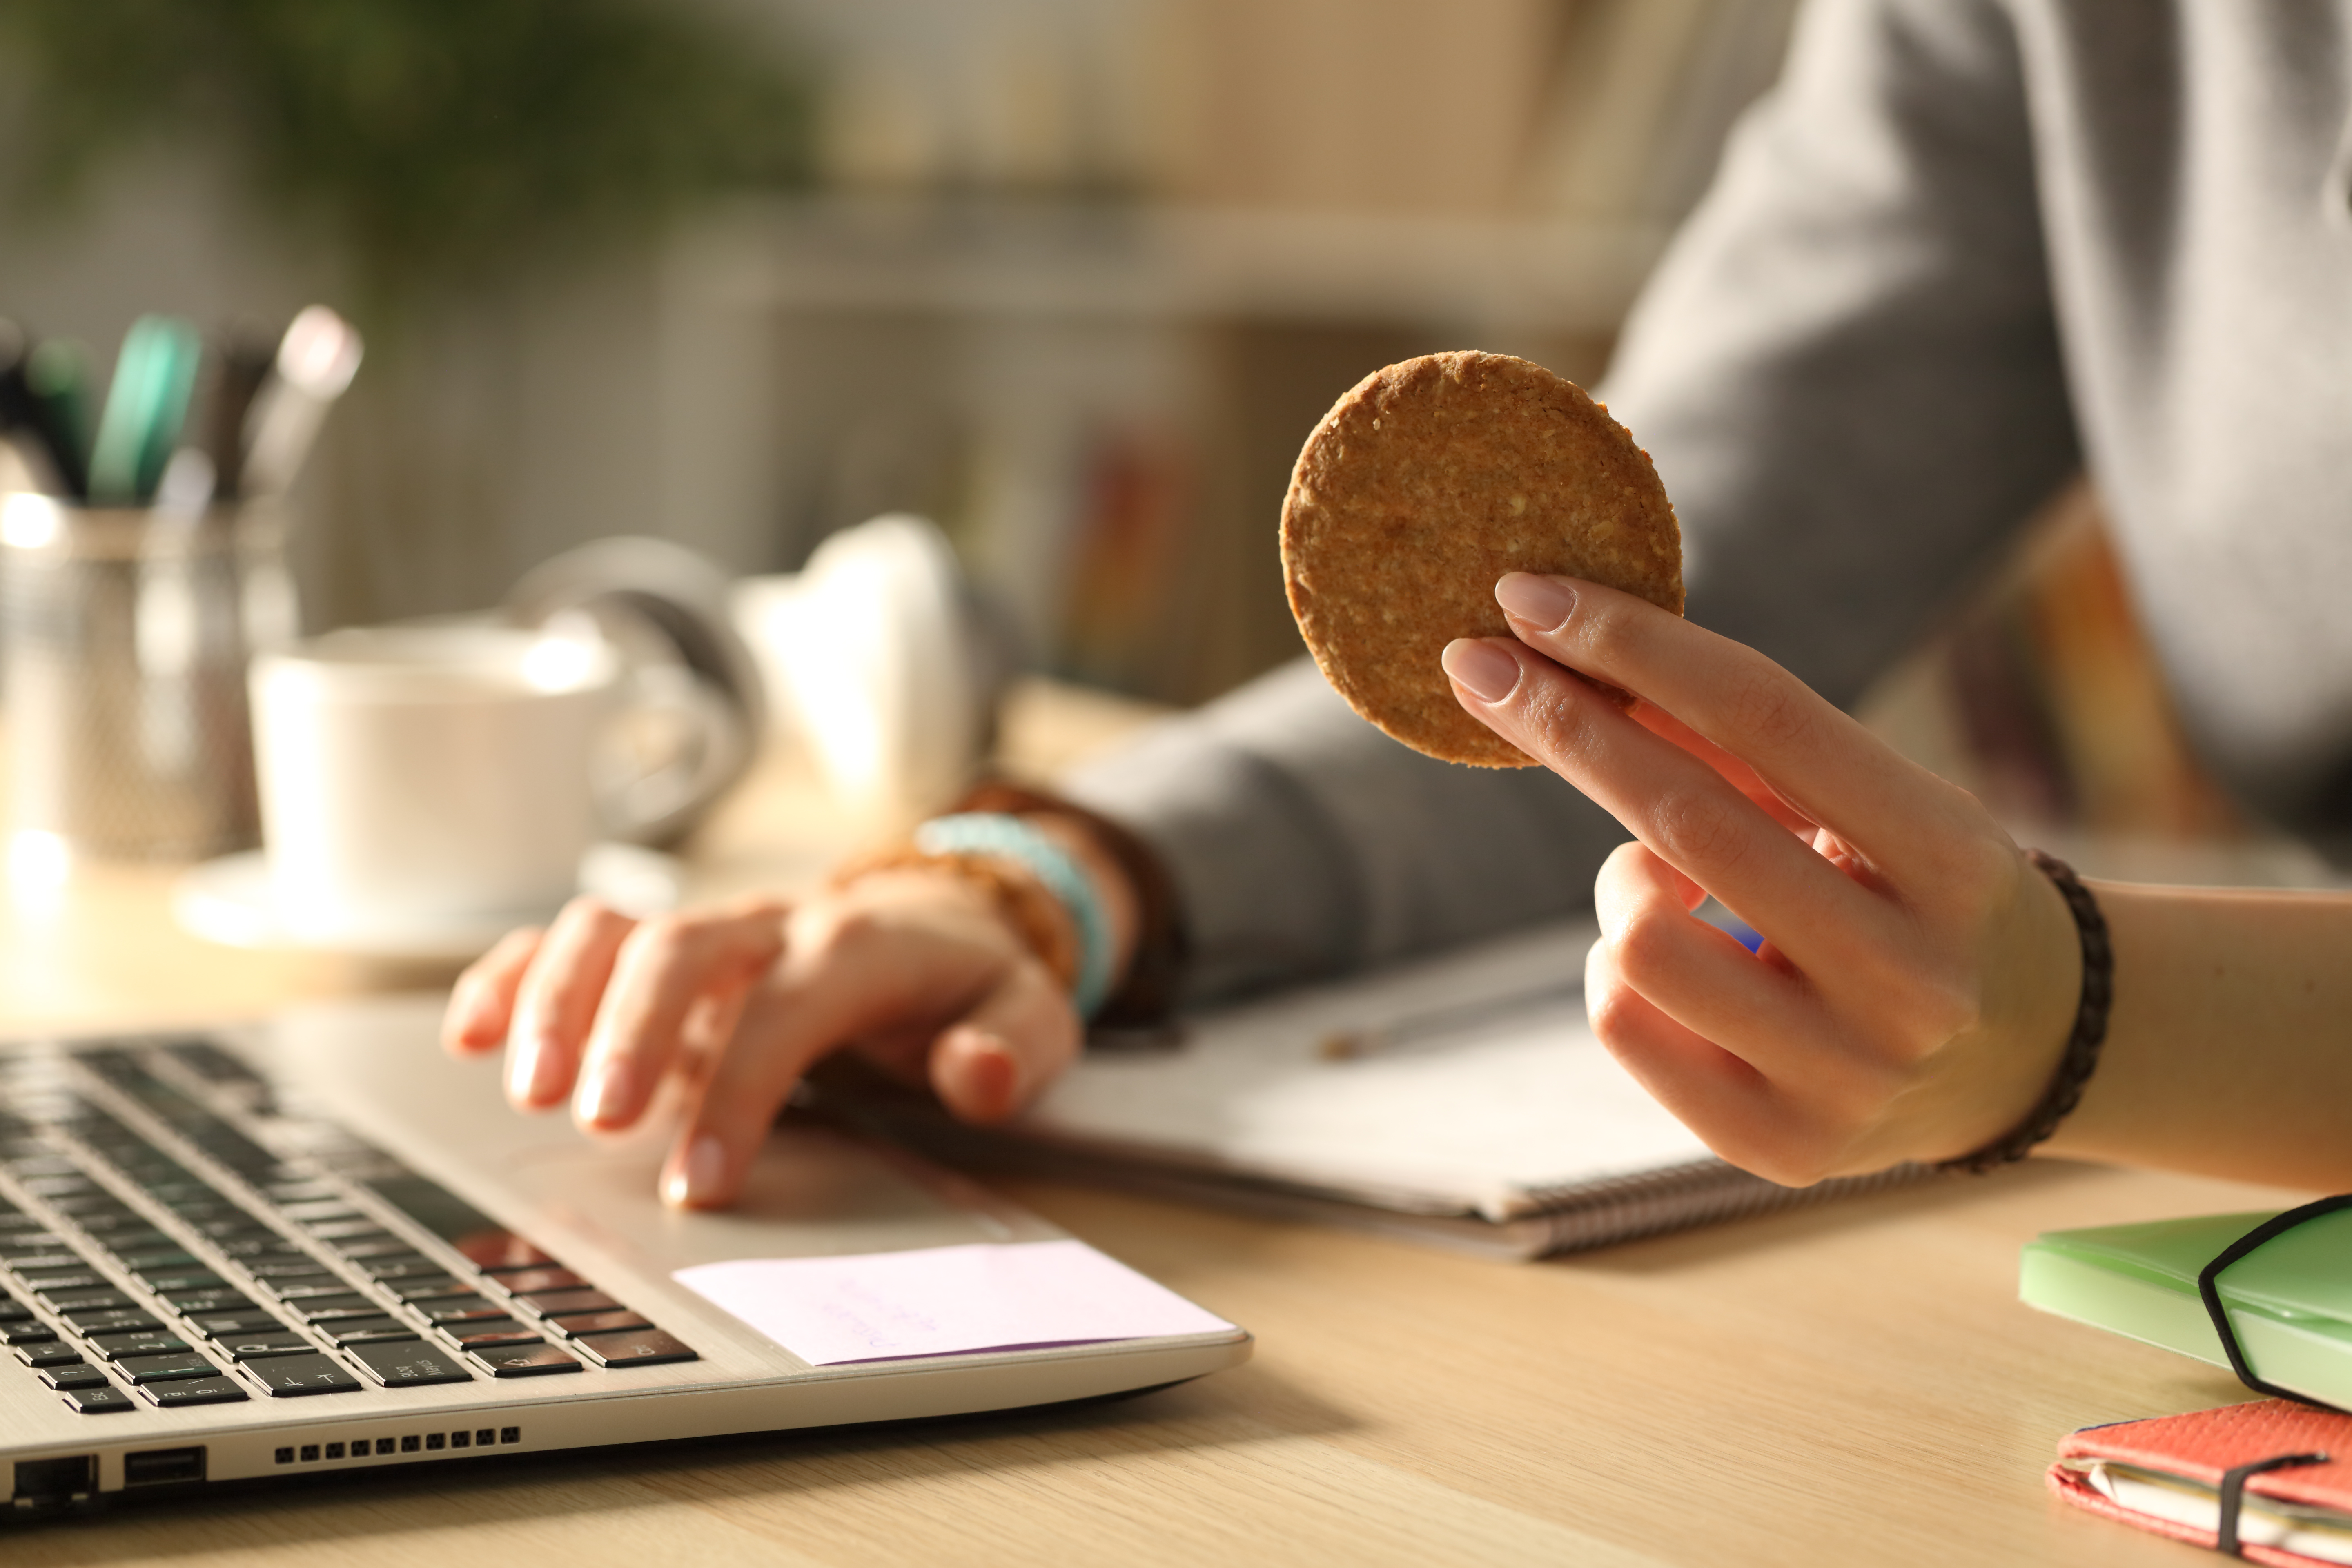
(672, 1239, 1235, 1366)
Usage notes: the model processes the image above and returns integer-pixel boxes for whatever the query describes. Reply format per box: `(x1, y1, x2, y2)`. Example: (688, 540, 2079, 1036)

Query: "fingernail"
(505, 1033, 540, 1105)
(516, 1026, 567, 1108)
(664, 1135, 726, 1207)
(1496, 572, 1577, 630)
(1441, 639, 1522, 703)
(580, 1056, 635, 1127)
(965, 1038, 1018, 1118)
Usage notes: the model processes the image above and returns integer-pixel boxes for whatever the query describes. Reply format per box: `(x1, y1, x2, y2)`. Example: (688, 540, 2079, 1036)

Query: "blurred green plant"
(0, 0, 814, 305)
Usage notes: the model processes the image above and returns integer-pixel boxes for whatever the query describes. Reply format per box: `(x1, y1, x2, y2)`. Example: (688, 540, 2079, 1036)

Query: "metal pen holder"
(1, 493, 298, 861)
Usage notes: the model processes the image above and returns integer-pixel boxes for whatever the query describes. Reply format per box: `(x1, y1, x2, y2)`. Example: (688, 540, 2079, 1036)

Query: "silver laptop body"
(0, 996, 1250, 1511)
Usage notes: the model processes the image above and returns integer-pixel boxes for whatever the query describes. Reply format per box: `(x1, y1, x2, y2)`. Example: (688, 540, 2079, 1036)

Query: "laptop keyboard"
(0, 1036, 698, 1417)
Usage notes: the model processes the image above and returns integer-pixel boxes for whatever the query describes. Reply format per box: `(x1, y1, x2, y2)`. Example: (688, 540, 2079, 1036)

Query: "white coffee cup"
(250, 624, 621, 939)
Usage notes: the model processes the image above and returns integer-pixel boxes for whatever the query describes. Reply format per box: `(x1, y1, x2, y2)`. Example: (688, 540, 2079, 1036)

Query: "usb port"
(122, 1447, 206, 1487)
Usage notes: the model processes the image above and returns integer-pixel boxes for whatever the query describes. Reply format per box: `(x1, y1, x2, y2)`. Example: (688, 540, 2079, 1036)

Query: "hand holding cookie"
(1446, 575, 2083, 1181)
(1282, 350, 2083, 1180)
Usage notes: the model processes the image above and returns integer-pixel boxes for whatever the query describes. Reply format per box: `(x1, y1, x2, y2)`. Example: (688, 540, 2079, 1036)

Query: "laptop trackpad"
(492, 1122, 1058, 1273)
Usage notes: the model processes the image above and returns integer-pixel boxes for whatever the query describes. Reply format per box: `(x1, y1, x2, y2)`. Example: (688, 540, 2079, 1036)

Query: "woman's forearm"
(2047, 882, 2352, 1189)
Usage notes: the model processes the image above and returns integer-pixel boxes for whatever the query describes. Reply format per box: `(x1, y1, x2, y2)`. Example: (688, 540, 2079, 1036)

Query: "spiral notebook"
(820, 918, 1924, 1260)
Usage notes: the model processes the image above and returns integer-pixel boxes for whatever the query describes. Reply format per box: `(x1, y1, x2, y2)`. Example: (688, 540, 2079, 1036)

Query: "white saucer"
(172, 843, 686, 962)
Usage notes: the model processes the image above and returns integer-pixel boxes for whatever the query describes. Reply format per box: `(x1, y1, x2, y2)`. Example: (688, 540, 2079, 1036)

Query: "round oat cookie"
(1281, 351, 1683, 767)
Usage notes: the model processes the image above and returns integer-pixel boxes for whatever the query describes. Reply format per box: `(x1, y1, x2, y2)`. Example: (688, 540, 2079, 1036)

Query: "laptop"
(0, 996, 1251, 1511)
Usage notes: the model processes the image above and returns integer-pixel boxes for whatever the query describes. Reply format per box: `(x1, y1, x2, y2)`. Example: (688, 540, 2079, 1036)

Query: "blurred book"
(1055, 420, 1198, 693)
(1148, 0, 1558, 214)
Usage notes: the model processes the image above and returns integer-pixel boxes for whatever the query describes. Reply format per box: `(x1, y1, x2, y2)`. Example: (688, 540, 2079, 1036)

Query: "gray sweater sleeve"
(1068, 0, 2082, 1005)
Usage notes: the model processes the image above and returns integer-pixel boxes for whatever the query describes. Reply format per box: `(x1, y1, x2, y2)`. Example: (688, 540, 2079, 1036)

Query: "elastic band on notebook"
(2197, 1194, 2352, 1408)
(2215, 1450, 2330, 1558)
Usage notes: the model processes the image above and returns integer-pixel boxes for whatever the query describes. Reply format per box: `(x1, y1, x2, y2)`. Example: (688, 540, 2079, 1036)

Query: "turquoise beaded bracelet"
(913, 813, 1116, 1020)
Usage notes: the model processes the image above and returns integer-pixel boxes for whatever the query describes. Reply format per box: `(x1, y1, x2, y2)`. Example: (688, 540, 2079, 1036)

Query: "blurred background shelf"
(0, 0, 1800, 708)
(0, 0, 2249, 853)
(676, 199, 1669, 329)
(656, 196, 1670, 705)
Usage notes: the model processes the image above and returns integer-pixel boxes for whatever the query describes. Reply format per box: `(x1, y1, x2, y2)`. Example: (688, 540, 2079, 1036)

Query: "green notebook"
(2021, 1207, 2352, 1409)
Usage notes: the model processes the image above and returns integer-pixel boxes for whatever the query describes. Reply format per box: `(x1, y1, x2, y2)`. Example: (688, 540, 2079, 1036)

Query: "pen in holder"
(0, 491, 297, 861)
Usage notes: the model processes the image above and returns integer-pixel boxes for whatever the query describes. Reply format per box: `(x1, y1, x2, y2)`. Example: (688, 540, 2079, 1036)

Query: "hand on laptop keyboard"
(2, 1040, 697, 1418)
(443, 871, 1103, 1208)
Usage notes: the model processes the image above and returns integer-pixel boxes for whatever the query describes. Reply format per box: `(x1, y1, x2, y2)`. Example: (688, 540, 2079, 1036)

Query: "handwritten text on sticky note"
(672, 1239, 1236, 1366)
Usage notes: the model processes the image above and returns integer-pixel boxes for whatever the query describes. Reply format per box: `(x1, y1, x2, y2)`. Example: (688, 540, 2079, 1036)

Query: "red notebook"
(2052, 1400, 2352, 1565)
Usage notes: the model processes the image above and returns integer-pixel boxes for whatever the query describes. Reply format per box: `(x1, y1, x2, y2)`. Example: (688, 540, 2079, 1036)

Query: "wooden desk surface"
(0, 680, 2301, 1566)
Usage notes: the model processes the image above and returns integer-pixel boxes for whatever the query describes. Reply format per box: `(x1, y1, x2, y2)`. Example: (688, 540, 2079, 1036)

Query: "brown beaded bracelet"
(827, 846, 1082, 997)
(1939, 849, 2113, 1175)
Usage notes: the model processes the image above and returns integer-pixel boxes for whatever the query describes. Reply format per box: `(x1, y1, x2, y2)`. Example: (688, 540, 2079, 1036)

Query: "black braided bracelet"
(1939, 849, 2113, 1175)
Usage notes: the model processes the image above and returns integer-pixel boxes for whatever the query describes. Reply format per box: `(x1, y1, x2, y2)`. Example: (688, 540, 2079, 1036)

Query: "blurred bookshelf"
(653, 0, 1804, 705)
(0, 0, 1808, 700)
(0, 0, 2265, 863)
(653, 198, 1670, 704)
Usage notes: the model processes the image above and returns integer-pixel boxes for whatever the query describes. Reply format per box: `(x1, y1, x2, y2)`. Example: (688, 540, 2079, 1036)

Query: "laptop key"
(470, 1341, 579, 1377)
(15, 1342, 85, 1367)
(138, 1375, 248, 1408)
(39, 1287, 134, 1312)
(87, 1212, 170, 1234)
(457, 1232, 557, 1273)
(16, 1175, 93, 1196)
(60, 1383, 134, 1413)
(160, 1288, 259, 1314)
(346, 1337, 472, 1388)
(115, 1248, 201, 1272)
(270, 1280, 367, 1303)
(247, 1352, 363, 1396)
(117, 1352, 222, 1384)
(441, 1319, 542, 1348)
(386, 1276, 475, 1303)
(49, 1195, 137, 1219)
(325, 1317, 419, 1345)
(223, 1332, 319, 1360)
(262, 1180, 341, 1204)
(135, 1268, 229, 1293)
(89, 1330, 193, 1360)
(549, 1308, 655, 1338)
(295, 1297, 388, 1323)
(192, 1217, 277, 1242)
(517, 1290, 621, 1317)
(62, 1309, 163, 1336)
(245, 1257, 334, 1281)
(576, 1329, 698, 1369)
(423, 1299, 513, 1325)
(1, 1324, 58, 1346)
(189, 1311, 287, 1336)
(494, 1267, 586, 1296)
(4, 1253, 85, 1274)
(39, 1363, 111, 1390)
(358, 1255, 443, 1282)
(15, 1267, 105, 1290)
